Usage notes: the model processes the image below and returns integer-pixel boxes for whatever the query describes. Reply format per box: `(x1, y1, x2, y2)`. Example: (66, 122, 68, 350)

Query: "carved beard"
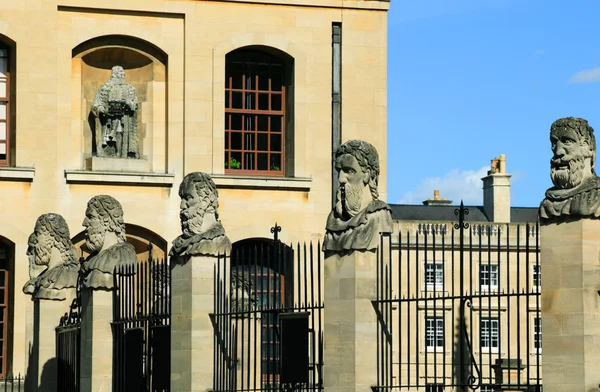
(180, 203, 205, 238)
(34, 241, 51, 266)
(551, 156, 586, 189)
(85, 225, 106, 253)
(335, 182, 363, 218)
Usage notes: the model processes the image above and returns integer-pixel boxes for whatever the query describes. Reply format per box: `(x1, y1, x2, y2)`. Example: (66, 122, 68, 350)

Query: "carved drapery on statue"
(91, 66, 140, 159)
(539, 117, 600, 221)
(169, 172, 232, 262)
(22, 213, 79, 300)
(324, 140, 393, 253)
(80, 195, 137, 290)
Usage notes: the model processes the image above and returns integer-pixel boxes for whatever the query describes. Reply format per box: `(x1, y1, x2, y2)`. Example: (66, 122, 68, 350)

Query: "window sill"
(64, 170, 175, 187)
(0, 166, 35, 182)
(211, 174, 311, 191)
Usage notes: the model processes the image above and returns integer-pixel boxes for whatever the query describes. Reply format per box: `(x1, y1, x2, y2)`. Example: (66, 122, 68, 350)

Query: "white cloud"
(397, 166, 489, 205)
(569, 68, 600, 84)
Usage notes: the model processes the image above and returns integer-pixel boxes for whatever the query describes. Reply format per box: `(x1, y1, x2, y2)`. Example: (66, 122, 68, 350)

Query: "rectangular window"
(534, 317, 542, 351)
(533, 265, 541, 289)
(481, 318, 500, 351)
(425, 263, 443, 289)
(425, 317, 444, 349)
(480, 264, 499, 291)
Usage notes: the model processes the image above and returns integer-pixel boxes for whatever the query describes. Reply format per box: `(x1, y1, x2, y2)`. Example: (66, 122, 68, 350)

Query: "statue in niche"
(324, 140, 393, 252)
(539, 117, 600, 221)
(22, 214, 79, 300)
(91, 66, 140, 159)
(81, 195, 137, 290)
(170, 172, 232, 261)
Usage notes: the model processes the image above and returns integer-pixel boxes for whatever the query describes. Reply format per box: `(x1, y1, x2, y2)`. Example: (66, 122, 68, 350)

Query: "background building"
(0, 0, 389, 376)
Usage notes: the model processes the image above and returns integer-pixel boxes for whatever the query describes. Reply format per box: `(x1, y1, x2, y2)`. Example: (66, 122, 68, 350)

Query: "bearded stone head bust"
(539, 117, 600, 221)
(23, 213, 79, 299)
(81, 195, 137, 290)
(324, 140, 392, 252)
(169, 172, 232, 261)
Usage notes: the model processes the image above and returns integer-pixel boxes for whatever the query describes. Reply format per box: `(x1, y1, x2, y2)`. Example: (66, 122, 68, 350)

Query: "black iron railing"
(374, 202, 542, 391)
(0, 375, 25, 391)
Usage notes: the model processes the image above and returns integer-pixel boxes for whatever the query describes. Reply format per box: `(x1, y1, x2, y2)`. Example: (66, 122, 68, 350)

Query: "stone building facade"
(0, 0, 389, 376)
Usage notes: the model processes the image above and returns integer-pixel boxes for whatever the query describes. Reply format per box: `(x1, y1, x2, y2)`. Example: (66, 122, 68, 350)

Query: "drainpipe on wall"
(331, 23, 342, 209)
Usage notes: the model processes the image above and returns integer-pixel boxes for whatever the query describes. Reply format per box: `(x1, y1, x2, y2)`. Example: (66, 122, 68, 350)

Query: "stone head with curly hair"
(178, 172, 220, 238)
(83, 195, 127, 253)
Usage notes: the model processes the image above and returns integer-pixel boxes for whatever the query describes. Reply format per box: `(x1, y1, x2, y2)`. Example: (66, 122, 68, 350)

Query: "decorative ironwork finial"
(454, 200, 470, 230)
(270, 223, 282, 243)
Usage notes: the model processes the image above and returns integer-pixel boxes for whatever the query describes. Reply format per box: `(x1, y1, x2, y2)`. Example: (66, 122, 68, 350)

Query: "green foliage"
(226, 158, 241, 170)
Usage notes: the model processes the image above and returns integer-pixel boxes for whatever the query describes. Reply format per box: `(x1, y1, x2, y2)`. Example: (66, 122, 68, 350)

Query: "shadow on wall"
(453, 300, 476, 392)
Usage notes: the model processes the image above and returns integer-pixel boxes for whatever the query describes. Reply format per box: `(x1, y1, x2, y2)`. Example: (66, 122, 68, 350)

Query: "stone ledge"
(64, 170, 175, 187)
(0, 166, 35, 182)
(211, 174, 312, 191)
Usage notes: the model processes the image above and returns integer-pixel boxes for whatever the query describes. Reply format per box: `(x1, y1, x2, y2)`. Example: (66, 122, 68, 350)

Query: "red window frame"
(224, 50, 286, 176)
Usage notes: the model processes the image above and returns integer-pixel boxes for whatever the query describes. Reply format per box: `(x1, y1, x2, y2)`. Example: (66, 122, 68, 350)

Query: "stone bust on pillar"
(91, 65, 140, 159)
(80, 195, 137, 290)
(22, 213, 79, 299)
(539, 117, 600, 221)
(324, 140, 393, 252)
(169, 172, 232, 262)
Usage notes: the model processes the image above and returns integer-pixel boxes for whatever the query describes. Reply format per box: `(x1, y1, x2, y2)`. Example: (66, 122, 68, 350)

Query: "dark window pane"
(270, 155, 281, 171)
(244, 92, 255, 110)
(258, 94, 269, 111)
(244, 133, 255, 150)
(224, 152, 229, 168)
(225, 91, 230, 109)
(272, 94, 282, 111)
(225, 76, 230, 89)
(246, 75, 254, 90)
(258, 153, 268, 170)
(0, 272, 5, 286)
(244, 115, 254, 131)
(270, 116, 282, 133)
(224, 135, 229, 150)
(270, 134, 281, 152)
(232, 92, 243, 109)
(231, 114, 242, 131)
(258, 75, 269, 91)
(258, 115, 269, 131)
(230, 152, 242, 169)
(244, 152, 255, 170)
(271, 74, 283, 91)
(258, 134, 268, 151)
(232, 75, 242, 89)
(231, 132, 242, 150)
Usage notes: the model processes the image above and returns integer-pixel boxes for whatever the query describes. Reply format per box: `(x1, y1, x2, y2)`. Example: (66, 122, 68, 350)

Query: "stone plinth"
(324, 250, 379, 392)
(171, 256, 219, 392)
(80, 289, 113, 392)
(85, 157, 150, 173)
(541, 219, 600, 392)
(37, 293, 75, 392)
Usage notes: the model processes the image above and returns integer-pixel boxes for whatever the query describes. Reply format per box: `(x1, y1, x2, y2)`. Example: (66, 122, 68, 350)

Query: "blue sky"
(387, 0, 600, 207)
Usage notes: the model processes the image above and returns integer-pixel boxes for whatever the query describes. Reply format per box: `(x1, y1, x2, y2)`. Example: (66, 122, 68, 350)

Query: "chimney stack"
(482, 154, 511, 222)
(422, 189, 453, 206)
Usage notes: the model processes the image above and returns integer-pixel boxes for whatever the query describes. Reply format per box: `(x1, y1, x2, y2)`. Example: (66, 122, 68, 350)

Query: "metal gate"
(56, 264, 83, 392)
(212, 224, 324, 392)
(112, 249, 171, 392)
(374, 203, 542, 391)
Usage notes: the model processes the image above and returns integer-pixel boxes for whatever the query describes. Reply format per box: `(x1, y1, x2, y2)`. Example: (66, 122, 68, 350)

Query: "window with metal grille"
(534, 317, 542, 351)
(533, 265, 541, 289)
(0, 46, 9, 166)
(480, 264, 499, 291)
(224, 49, 289, 176)
(425, 317, 444, 349)
(425, 263, 443, 289)
(481, 318, 500, 351)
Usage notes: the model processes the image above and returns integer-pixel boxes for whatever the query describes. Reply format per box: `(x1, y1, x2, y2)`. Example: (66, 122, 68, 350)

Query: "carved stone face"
(82, 206, 105, 252)
(111, 66, 126, 79)
(179, 181, 208, 237)
(26, 227, 51, 266)
(550, 125, 593, 189)
(335, 154, 368, 218)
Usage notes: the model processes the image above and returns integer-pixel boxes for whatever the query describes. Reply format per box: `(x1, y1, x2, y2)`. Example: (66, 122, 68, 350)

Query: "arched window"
(224, 47, 294, 176)
(0, 237, 14, 377)
(0, 36, 15, 167)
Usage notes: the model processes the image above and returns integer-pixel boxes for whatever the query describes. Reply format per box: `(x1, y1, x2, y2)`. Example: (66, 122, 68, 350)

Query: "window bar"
(506, 224, 511, 385)
(432, 228, 438, 386)
(388, 234, 393, 388)
(376, 236, 381, 389)
(535, 222, 540, 386)
(441, 232, 446, 387)
(398, 231, 403, 388)
(525, 224, 531, 387)
(317, 240, 323, 388)
(406, 231, 412, 388)
(424, 228, 429, 386)
(254, 245, 260, 392)
(310, 241, 316, 389)
(516, 225, 522, 390)
(494, 225, 501, 383)
(469, 222, 474, 388)
(415, 232, 420, 389)
(478, 228, 483, 388)
(450, 227, 455, 388)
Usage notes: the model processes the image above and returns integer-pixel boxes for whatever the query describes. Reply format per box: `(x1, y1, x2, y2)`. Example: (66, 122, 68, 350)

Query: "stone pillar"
(80, 289, 114, 392)
(324, 250, 380, 392)
(541, 219, 600, 391)
(36, 293, 75, 392)
(171, 256, 219, 392)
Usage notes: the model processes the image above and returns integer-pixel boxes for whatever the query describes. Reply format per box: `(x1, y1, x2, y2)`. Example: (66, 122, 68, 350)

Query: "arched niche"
(71, 223, 168, 262)
(0, 236, 14, 377)
(72, 35, 168, 173)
